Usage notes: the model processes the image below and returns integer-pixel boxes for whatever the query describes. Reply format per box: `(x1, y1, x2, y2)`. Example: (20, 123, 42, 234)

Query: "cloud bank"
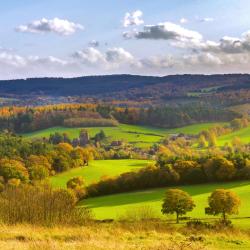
(16, 18, 84, 36)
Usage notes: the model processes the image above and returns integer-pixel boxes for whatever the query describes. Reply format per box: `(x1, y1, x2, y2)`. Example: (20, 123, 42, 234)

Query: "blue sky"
(1, 0, 250, 79)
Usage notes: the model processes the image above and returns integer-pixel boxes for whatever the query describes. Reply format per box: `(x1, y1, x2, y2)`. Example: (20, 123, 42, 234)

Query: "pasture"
(217, 126, 250, 146)
(22, 123, 224, 148)
(81, 180, 250, 228)
(50, 159, 152, 188)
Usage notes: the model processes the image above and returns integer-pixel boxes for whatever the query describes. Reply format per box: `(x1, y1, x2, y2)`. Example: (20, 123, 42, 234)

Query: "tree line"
(113, 104, 240, 128)
(80, 152, 250, 198)
(0, 102, 241, 134)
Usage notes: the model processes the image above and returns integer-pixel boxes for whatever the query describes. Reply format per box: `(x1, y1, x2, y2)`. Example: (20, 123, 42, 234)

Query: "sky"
(2, 0, 250, 79)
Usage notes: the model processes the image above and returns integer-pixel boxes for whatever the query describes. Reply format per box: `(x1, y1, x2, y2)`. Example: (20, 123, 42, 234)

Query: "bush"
(186, 220, 214, 230)
(119, 206, 157, 221)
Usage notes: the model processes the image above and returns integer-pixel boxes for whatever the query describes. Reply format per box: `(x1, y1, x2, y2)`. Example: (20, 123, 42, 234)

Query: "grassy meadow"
(22, 122, 225, 148)
(50, 159, 152, 188)
(80, 180, 250, 228)
(1, 223, 250, 250)
(217, 126, 250, 146)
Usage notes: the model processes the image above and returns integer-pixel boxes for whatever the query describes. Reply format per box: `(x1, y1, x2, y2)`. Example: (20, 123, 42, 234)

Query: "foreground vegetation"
(1, 222, 250, 250)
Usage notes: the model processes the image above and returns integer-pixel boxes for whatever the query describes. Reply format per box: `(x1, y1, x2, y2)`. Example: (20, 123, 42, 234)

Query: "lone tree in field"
(161, 189, 195, 223)
(205, 189, 241, 221)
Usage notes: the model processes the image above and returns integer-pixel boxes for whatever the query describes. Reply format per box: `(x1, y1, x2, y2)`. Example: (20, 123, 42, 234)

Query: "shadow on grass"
(82, 181, 250, 209)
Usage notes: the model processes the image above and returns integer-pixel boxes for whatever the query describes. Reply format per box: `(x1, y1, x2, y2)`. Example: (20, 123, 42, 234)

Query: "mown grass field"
(22, 123, 224, 148)
(51, 159, 152, 188)
(81, 181, 250, 228)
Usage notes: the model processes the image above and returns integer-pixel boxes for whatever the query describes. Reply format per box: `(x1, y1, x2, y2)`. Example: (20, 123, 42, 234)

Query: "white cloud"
(180, 18, 188, 24)
(201, 32, 250, 54)
(16, 18, 84, 36)
(73, 47, 106, 65)
(128, 22, 203, 49)
(123, 10, 144, 27)
(72, 47, 140, 69)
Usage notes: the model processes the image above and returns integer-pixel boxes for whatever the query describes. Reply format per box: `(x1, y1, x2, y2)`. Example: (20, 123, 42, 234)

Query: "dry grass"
(0, 222, 249, 250)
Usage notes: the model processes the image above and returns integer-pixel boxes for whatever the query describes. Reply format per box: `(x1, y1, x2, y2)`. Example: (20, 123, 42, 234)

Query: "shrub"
(119, 206, 157, 221)
(186, 220, 214, 230)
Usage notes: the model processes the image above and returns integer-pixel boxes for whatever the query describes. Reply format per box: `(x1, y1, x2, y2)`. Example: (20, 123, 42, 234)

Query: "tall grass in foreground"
(0, 183, 92, 225)
(0, 222, 249, 250)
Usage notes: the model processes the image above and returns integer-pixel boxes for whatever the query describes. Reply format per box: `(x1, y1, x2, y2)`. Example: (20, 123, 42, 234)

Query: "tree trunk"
(176, 213, 179, 224)
(223, 211, 226, 221)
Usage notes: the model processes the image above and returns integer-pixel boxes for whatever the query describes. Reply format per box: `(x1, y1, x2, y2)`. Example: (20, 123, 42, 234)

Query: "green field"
(81, 181, 250, 228)
(217, 126, 250, 146)
(51, 159, 152, 188)
(22, 123, 224, 148)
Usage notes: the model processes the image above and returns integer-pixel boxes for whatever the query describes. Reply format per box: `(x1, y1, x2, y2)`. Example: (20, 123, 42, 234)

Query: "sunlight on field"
(81, 180, 250, 228)
(50, 159, 153, 188)
(22, 123, 225, 148)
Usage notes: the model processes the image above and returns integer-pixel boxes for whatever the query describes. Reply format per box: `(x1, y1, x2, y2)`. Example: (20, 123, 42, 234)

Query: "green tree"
(161, 189, 195, 223)
(205, 189, 241, 221)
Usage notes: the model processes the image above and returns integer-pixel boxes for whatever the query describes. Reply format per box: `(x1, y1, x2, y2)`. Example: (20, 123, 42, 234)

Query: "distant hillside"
(0, 74, 248, 95)
(0, 74, 249, 106)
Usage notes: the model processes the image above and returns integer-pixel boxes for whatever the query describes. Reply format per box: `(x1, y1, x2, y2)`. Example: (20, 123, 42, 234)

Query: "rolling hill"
(51, 159, 152, 188)
(81, 180, 250, 228)
(23, 123, 225, 148)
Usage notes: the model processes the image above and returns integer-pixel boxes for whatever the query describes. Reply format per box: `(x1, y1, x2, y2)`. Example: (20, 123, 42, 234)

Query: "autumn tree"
(57, 143, 74, 153)
(76, 147, 94, 166)
(208, 131, 217, 147)
(205, 189, 241, 221)
(0, 159, 29, 182)
(203, 156, 236, 181)
(67, 176, 86, 199)
(26, 155, 51, 180)
(198, 134, 207, 148)
(161, 189, 195, 223)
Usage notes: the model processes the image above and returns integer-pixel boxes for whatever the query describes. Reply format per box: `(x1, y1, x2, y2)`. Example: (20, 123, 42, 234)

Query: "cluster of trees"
(64, 117, 118, 128)
(113, 104, 240, 128)
(0, 104, 115, 133)
(198, 117, 249, 148)
(83, 153, 250, 198)
(48, 130, 142, 160)
(0, 102, 244, 135)
(161, 188, 240, 223)
(0, 133, 94, 186)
